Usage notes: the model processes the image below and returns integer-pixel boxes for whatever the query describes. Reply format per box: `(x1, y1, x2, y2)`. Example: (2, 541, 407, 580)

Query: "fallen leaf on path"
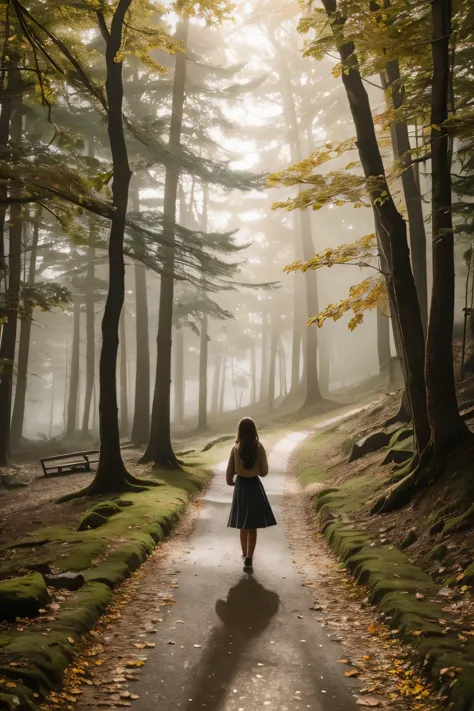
(126, 660, 145, 668)
(356, 697, 381, 707)
(145, 642, 155, 648)
(337, 659, 349, 664)
(133, 644, 146, 649)
(194, 644, 202, 648)
(130, 694, 140, 700)
(345, 670, 359, 677)
(67, 637, 75, 645)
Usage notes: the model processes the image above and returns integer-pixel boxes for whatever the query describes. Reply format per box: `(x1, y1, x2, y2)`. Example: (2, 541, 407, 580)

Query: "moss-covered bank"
(0, 458, 215, 710)
(296, 430, 474, 711)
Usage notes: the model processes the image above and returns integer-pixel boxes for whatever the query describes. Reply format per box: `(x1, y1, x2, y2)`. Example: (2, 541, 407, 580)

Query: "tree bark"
(425, 0, 469, 452)
(279, 339, 287, 398)
(267, 315, 279, 408)
(10, 212, 39, 449)
(321, 0, 430, 456)
(119, 310, 129, 438)
(219, 334, 227, 414)
(377, 307, 391, 379)
(66, 298, 80, 437)
(130, 187, 150, 446)
(89, 0, 137, 493)
(197, 314, 208, 431)
(81, 243, 95, 435)
(0, 91, 23, 466)
(144, 16, 188, 466)
(211, 350, 221, 416)
(173, 327, 185, 426)
(272, 38, 321, 406)
(383, 60, 428, 333)
(259, 313, 269, 402)
(250, 339, 257, 404)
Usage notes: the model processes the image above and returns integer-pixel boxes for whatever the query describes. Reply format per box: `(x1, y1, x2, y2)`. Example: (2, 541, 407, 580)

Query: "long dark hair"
(235, 417, 259, 470)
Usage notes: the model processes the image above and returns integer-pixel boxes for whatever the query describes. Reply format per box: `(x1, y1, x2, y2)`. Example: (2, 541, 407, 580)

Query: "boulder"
(0, 572, 49, 621)
(44, 572, 85, 591)
(400, 529, 417, 550)
(0, 474, 28, 490)
(348, 431, 391, 462)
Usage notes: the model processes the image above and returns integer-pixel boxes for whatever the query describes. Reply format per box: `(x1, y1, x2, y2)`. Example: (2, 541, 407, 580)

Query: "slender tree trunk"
(11, 213, 40, 449)
(219, 336, 227, 414)
(174, 327, 185, 426)
(130, 187, 150, 446)
(279, 339, 287, 398)
(0, 92, 22, 466)
(318, 336, 330, 396)
(377, 307, 391, 379)
(290, 258, 302, 395)
(267, 315, 279, 408)
(119, 310, 129, 438)
(49, 368, 55, 440)
(211, 351, 221, 416)
(66, 298, 80, 437)
(197, 182, 209, 432)
(0, 58, 14, 298)
(425, 0, 469, 452)
(321, 0, 430, 456)
(81, 243, 95, 435)
(144, 16, 189, 466)
(197, 314, 208, 431)
(250, 339, 257, 404)
(259, 313, 269, 402)
(90, 0, 136, 494)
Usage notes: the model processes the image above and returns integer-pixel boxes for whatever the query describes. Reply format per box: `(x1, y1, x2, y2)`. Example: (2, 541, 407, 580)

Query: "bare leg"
(240, 530, 248, 556)
(247, 529, 257, 558)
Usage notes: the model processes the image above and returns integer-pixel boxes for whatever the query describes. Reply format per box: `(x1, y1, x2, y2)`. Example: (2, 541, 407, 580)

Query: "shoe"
(244, 556, 253, 570)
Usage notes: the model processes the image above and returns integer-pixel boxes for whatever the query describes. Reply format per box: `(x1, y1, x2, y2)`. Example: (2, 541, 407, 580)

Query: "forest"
(1, 0, 474, 710)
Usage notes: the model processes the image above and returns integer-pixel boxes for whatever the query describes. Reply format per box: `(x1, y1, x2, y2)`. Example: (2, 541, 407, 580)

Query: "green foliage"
(19, 282, 71, 321)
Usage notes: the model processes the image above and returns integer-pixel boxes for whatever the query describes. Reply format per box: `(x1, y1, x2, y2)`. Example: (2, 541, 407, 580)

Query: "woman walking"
(226, 417, 277, 570)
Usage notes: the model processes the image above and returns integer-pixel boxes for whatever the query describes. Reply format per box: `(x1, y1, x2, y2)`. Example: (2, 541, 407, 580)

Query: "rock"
(401, 529, 417, 550)
(429, 520, 444, 535)
(44, 572, 85, 591)
(0, 474, 28, 490)
(77, 511, 109, 531)
(348, 431, 391, 462)
(0, 572, 49, 621)
(382, 449, 413, 465)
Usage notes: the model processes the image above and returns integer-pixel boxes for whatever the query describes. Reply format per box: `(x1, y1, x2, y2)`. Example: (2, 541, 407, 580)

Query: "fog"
(3, 0, 466, 448)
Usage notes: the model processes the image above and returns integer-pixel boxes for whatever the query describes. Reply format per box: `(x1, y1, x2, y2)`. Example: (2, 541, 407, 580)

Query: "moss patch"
(0, 573, 49, 622)
(0, 457, 214, 709)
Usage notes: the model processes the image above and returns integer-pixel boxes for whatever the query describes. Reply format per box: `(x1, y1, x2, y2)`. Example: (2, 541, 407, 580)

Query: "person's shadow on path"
(185, 574, 280, 710)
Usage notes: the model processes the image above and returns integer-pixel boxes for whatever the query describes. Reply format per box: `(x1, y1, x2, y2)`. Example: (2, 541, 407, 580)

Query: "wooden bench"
(40, 450, 100, 478)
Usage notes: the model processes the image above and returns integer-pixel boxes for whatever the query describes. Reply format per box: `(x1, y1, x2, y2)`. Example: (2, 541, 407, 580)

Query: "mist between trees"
(0, 0, 473, 499)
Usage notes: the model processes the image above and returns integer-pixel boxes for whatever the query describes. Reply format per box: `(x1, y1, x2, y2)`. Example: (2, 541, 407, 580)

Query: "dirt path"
(69, 416, 436, 711)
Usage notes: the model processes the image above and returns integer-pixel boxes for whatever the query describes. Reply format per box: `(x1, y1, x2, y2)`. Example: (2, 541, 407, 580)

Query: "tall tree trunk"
(279, 339, 287, 398)
(425, 0, 469, 452)
(0, 91, 23, 466)
(144, 16, 189, 466)
(119, 310, 129, 438)
(173, 327, 185, 426)
(197, 314, 208, 431)
(211, 350, 221, 416)
(219, 335, 227, 414)
(321, 0, 430, 456)
(267, 315, 279, 408)
(89, 1, 136, 494)
(250, 339, 257, 404)
(66, 298, 80, 437)
(197, 182, 209, 432)
(271, 35, 321, 405)
(383, 61, 428, 333)
(0, 57, 15, 299)
(11, 212, 39, 449)
(81, 243, 95, 435)
(130, 187, 150, 446)
(290, 254, 302, 395)
(259, 313, 269, 402)
(377, 307, 391, 379)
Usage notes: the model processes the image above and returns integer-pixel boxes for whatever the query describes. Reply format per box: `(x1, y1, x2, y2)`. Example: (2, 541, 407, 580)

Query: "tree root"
(56, 479, 148, 504)
(371, 455, 445, 514)
(126, 471, 162, 487)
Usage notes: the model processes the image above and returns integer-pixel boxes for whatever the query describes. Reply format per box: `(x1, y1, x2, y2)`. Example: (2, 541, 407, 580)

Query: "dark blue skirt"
(227, 476, 277, 530)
